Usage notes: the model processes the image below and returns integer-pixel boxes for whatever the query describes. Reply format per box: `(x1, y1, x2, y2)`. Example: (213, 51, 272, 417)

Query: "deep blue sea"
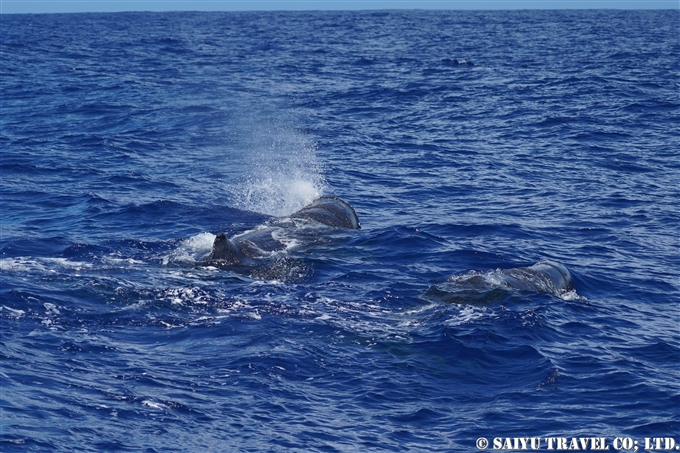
(1, 9, 679, 452)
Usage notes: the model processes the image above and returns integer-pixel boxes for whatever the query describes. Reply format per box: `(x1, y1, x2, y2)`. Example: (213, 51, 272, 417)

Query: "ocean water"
(1, 9, 679, 452)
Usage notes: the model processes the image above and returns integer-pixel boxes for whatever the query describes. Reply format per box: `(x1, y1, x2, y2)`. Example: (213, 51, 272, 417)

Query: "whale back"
(499, 261, 573, 293)
(290, 196, 360, 229)
(210, 196, 360, 264)
(528, 261, 573, 291)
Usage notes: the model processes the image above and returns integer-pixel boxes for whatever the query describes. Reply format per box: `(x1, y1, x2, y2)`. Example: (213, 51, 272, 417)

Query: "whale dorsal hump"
(290, 196, 360, 229)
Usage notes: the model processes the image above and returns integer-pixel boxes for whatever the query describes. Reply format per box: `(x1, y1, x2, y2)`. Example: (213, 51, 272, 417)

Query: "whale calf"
(210, 196, 360, 264)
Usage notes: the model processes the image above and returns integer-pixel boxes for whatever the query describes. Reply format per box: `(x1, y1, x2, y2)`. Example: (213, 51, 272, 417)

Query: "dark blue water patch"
(631, 419, 680, 437)
(1, 236, 74, 258)
(83, 202, 267, 240)
(621, 341, 680, 367)
(0, 436, 56, 453)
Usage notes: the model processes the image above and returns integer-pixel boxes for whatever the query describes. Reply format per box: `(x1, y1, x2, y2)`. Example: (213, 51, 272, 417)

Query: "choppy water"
(1, 10, 679, 452)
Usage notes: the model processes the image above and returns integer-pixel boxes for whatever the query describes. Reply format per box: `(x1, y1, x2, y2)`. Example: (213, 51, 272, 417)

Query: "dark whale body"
(494, 261, 573, 293)
(427, 260, 574, 304)
(210, 196, 360, 265)
(289, 195, 360, 229)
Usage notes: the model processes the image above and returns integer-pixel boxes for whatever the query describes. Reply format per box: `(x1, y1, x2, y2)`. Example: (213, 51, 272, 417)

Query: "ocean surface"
(1, 9, 679, 452)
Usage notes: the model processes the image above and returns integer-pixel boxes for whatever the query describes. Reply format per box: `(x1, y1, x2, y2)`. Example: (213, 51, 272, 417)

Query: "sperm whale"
(493, 261, 573, 293)
(210, 196, 360, 264)
(426, 260, 575, 304)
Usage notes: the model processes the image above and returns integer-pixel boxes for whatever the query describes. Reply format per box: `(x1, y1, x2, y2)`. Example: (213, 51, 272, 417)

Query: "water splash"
(227, 109, 326, 217)
(162, 232, 215, 265)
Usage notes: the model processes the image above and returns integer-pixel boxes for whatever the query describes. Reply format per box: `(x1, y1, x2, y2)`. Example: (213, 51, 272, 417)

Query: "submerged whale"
(427, 260, 574, 304)
(491, 261, 573, 293)
(210, 196, 360, 265)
